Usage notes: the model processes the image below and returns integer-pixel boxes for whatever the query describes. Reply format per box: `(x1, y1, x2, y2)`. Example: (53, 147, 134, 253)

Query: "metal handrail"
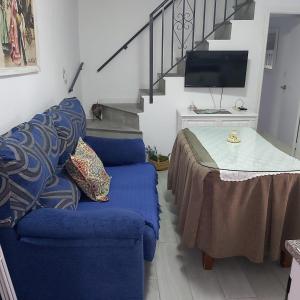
(150, 0, 172, 16)
(68, 62, 84, 93)
(97, 1, 173, 73)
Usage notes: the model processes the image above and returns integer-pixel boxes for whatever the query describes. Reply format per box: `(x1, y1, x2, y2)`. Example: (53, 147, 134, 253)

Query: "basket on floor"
(149, 158, 169, 171)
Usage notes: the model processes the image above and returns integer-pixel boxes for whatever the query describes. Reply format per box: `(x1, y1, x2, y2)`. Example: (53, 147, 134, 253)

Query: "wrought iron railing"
(95, 0, 253, 103)
(149, 0, 252, 103)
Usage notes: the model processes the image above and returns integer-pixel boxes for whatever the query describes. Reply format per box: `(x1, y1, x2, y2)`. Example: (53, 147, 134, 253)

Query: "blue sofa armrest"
(17, 208, 145, 240)
(84, 136, 146, 166)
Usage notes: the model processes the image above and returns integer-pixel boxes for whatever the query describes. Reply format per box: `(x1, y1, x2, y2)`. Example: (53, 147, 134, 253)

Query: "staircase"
(87, 0, 255, 140)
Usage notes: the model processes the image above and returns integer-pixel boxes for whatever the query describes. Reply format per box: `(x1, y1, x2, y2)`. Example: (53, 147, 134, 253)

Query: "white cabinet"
(182, 119, 219, 128)
(177, 109, 258, 132)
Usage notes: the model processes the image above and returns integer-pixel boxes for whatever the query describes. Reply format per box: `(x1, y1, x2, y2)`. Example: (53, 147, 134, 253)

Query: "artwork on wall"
(0, 0, 39, 76)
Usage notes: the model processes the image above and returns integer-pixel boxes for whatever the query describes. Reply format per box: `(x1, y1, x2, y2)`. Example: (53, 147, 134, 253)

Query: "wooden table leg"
(202, 252, 215, 270)
(280, 250, 292, 268)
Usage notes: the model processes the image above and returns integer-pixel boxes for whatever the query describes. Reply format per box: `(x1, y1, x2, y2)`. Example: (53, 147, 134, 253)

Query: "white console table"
(177, 108, 258, 132)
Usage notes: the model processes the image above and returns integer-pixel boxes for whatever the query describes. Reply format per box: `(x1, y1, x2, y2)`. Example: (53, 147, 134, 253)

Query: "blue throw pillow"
(46, 98, 86, 167)
(0, 115, 59, 227)
(37, 171, 80, 210)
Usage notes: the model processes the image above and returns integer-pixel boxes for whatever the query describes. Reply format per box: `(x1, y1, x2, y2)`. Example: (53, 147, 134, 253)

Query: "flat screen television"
(185, 50, 248, 88)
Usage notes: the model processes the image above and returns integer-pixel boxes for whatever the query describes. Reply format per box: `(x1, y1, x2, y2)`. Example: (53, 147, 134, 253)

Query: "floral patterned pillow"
(66, 138, 111, 202)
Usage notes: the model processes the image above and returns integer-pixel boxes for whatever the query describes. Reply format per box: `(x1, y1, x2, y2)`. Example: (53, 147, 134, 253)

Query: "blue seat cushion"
(80, 163, 160, 261)
(37, 171, 80, 210)
(0, 114, 58, 227)
(46, 98, 86, 167)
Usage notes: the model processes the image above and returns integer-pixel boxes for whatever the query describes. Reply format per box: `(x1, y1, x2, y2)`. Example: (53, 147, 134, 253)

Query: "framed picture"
(0, 0, 39, 76)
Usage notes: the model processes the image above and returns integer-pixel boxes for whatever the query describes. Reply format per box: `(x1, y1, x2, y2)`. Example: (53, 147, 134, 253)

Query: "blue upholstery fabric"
(80, 163, 159, 261)
(0, 114, 59, 227)
(0, 105, 159, 299)
(46, 98, 86, 167)
(81, 164, 159, 236)
(0, 228, 144, 300)
(37, 171, 80, 210)
(84, 136, 146, 166)
(0, 163, 11, 226)
(17, 206, 145, 240)
(143, 225, 157, 261)
(30, 114, 60, 171)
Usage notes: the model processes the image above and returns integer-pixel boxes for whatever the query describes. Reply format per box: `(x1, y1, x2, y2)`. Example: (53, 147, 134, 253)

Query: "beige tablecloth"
(168, 130, 300, 263)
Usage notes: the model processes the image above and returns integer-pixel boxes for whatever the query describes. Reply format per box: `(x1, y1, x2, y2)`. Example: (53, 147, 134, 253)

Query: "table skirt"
(168, 131, 300, 263)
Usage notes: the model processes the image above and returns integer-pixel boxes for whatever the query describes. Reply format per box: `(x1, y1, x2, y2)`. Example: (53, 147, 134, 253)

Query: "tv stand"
(194, 109, 232, 115)
(176, 108, 258, 132)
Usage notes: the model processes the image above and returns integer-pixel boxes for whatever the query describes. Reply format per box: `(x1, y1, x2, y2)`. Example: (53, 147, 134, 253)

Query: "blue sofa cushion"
(80, 163, 159, 260)
(17, 206, 145, 240)
(0, 116, 58, 226)
(84, 136, 146, 166)
(37, 171, 80, 210)
(46, 98, 86, 167)
(82, 163, 159, 236)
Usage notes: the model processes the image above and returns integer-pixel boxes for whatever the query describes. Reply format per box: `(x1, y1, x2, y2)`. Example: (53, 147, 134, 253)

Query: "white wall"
(78, 0, 162, 115)
(258, 15, 300, 149)
(0, 0, 81, 135)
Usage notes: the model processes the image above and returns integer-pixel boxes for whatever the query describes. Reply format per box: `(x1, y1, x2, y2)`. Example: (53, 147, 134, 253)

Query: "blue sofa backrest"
(0, 113, 60, 227)
(46, 98, 86, 167)
(0, 98, 86, 227)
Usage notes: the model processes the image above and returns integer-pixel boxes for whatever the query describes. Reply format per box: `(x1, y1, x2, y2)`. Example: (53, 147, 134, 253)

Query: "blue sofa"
(0, 98, 159, 300)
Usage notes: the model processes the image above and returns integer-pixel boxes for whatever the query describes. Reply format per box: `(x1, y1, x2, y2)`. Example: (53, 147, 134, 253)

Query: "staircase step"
(101, 103, 143, 114)
(234, 0, 254, 7)
(233, 1, 255, 20)
(158, 73, 182, 78)
(155, 72, 184, 92)
(213, 21, 232, 40)
(86, 119, 142, 139)
(139, 89, 165, 96)
(194, 40, 209, 51)
(101, 103, 141, 130)
(176, 57, 186, 76)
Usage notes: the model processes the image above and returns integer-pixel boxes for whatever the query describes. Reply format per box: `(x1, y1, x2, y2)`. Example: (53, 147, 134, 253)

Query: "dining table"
(168, 127, 300, 269)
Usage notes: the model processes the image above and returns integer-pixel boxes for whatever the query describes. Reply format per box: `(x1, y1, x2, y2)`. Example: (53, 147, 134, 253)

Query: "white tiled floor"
(144, 171, 290, 300)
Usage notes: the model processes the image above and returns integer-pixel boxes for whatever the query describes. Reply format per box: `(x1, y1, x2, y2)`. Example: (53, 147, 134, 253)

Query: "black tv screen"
(185, 50, 248, 88)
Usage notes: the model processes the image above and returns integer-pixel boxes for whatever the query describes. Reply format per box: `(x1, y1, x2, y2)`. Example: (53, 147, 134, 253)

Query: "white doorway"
(258, 14, 300, 158)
